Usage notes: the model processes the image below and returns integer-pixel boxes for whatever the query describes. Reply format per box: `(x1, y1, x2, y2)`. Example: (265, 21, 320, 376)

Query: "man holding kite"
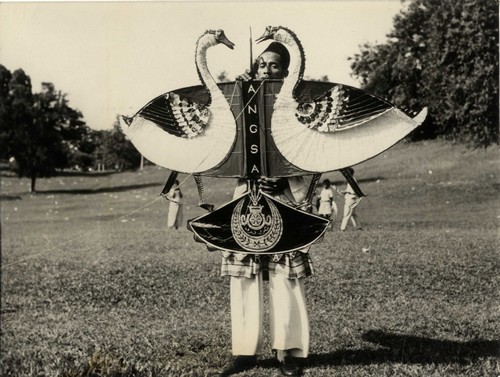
(220, 41, 310, 377)
(120, 26, 426, 377)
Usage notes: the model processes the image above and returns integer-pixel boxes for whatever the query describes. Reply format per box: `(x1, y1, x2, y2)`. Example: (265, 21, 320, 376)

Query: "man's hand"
(235, 69, 253, 81)
(258, 177, 288, 194)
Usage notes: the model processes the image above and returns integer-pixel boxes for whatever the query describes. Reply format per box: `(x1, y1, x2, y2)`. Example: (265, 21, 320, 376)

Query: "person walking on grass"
(339, 167, 363, 231)
(220, 42, 311, 377)
(167, 180, 183, 230)
(317, 179, 338, 222)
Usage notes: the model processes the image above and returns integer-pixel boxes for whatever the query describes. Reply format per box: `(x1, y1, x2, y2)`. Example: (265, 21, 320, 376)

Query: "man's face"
(255, 51, 285, 79)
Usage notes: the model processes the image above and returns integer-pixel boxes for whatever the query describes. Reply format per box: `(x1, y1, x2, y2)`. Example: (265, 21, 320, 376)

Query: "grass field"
(1, 140, 499, 376)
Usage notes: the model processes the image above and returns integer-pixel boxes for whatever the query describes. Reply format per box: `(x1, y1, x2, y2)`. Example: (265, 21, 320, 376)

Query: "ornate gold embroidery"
(231, 188, 283, 252)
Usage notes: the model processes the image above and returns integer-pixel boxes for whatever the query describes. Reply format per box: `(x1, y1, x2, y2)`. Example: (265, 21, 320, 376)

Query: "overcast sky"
(1, 1, 404, 130)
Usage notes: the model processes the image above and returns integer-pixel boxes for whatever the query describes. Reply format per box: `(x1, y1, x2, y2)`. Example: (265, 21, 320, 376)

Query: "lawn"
(1, 140, 499, 376)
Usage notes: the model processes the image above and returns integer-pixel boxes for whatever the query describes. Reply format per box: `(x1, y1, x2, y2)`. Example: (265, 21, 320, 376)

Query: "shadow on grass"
(36, 182, 162, 195)
(361, 330, 499, 363)
(356, 176, 385, 184)
(0, 168, 119, 178)
(259, 330, 499, 369)
(331, 176, 384, 186)
(56, 171, 118, 177)
(0, 194, 22, 201)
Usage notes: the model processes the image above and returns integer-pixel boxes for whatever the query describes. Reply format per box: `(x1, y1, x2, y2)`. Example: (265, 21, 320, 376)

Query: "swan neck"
(278, 35, 303, 96)
(196, 41, 218, 92)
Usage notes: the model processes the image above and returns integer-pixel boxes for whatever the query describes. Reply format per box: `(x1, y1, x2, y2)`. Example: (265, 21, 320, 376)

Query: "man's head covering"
(261, 42, 290, 71)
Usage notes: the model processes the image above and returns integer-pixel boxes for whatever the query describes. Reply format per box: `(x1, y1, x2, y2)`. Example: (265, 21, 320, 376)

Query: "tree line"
(0, 65, 140, 192)
(349, 0, 499, 147)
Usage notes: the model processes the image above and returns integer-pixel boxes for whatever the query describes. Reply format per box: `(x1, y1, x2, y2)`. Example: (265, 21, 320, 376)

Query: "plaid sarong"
(221, 249, 314, 280)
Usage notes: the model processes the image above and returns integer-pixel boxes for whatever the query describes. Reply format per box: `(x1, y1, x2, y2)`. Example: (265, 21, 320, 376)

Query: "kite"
(120, 27, 427, 254)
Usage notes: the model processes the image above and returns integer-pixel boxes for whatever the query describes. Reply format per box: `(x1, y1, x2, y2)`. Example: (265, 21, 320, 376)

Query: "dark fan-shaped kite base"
(188, 192, 329, 254)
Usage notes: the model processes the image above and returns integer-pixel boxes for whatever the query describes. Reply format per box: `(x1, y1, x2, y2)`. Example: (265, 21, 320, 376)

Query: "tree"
(5, 69, 39, 191)
(0, 65, 13, 159)
(4, 68, 89, 192)
(217, 70, 231, 82)
(12, 79, 68, 191)
(94, 117, 141, 171)
(350, 0, 499, 147)
(304, 75, 330, 82)
(1, 65, 142, 190)
(67, 123, 97, 171)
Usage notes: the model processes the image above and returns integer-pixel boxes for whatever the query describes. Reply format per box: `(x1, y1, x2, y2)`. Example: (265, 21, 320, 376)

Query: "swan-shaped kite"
(120, 29, 236, 174)
(255, 26, 427, 172)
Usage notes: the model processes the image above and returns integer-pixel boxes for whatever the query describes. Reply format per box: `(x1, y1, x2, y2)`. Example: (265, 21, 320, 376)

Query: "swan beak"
(220, 35, 235, 49)
(255, 27, 274, 43)
(121, 115, 133, 126)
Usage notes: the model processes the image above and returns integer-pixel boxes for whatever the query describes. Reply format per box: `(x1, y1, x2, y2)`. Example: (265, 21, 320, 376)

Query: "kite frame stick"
(249, 26, 253, 72)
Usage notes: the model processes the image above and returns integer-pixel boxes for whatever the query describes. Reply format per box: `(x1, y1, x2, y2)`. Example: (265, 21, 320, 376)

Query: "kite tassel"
(194, 175, 214, 212)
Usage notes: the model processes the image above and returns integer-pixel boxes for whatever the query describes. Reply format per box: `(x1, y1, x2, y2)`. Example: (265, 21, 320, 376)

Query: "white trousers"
(230, 272, 309, 358)
(341, 195, 362, 231)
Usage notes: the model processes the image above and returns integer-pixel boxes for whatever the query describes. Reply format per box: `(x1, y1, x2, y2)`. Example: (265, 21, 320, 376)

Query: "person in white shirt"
(317, 179, 337, 221)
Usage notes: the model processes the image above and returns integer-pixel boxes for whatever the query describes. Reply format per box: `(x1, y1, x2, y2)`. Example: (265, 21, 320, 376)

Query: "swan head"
(255, 26, 296, 45)
(255, 26, 305, 81)
(199, 29, 235, 49)
(255, 26, 279, 43)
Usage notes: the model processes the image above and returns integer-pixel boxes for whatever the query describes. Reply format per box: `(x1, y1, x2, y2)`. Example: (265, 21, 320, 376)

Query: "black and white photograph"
(1, 1, 498, 376)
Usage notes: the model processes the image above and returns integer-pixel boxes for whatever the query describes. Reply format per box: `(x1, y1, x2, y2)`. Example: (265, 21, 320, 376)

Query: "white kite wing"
(272, 84, 427, 172)
(120, 90, 236, 174)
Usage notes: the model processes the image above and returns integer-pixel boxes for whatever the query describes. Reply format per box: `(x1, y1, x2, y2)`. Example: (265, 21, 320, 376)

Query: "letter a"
(248, 85, 256, 94)
(251, 165, 260, 174)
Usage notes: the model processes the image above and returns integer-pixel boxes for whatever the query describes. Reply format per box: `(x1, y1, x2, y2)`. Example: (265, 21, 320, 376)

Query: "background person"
(317, 178, 338, 222)
(167, 180, 183, 230)
(339, 168, 363, 231)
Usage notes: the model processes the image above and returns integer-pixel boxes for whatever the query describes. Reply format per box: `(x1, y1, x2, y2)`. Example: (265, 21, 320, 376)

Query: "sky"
(0, 1, 404, 130)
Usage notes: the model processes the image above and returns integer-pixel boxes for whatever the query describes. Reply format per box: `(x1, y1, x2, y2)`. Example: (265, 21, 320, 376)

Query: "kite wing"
(120, 81, 427, 177)
(120, 84, 237, 174)
(272, 82, 427, 172)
